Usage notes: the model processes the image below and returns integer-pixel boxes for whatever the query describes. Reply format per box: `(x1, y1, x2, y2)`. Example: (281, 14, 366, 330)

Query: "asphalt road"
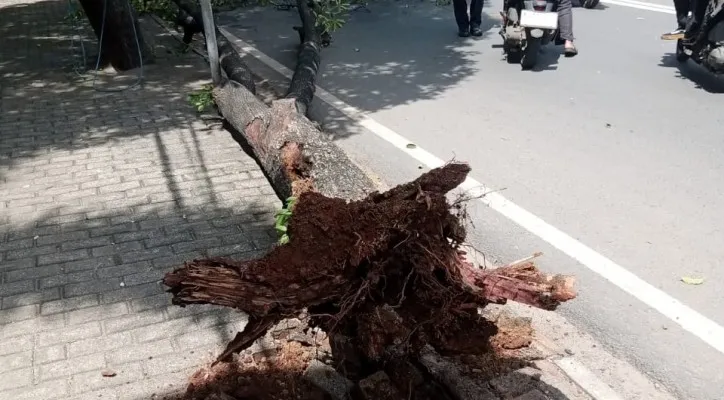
(220, 2, 724, 399)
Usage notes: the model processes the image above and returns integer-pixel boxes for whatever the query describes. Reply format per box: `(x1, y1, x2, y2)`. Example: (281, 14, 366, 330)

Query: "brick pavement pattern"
(0, 1, 280, 399)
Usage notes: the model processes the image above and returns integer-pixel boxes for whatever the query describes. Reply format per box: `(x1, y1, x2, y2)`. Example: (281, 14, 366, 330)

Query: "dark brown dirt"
(163, 162, 576, 397)
(179, 342, 328, 400)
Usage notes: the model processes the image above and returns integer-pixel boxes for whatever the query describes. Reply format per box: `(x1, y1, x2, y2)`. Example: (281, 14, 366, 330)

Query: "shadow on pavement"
(658, 52, 724, 93)
(0, 0, 222, 182)
(218, 1, 490, 139)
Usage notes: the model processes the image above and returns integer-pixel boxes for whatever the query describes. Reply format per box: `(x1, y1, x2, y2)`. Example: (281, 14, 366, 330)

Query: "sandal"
(564, 44, 578, 57)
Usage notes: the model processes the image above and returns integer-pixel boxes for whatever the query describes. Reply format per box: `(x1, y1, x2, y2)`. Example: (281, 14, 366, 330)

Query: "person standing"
(661, 0, 691, 39)
(453, 0, 484, 37)
(557, 0, 578, 56)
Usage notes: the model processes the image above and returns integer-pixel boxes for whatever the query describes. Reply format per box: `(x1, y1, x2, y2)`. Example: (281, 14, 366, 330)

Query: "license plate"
(519, 10, 558, 29)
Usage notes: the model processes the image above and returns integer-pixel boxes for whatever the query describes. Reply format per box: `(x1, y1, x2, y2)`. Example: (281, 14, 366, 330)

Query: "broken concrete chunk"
(418, 346, 498, 400)
(303, 359, 353, 400)
(358, 371, 402, 400)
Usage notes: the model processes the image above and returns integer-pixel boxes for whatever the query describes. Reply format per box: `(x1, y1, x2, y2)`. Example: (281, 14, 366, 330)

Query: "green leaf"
(681, 276, 704, 285)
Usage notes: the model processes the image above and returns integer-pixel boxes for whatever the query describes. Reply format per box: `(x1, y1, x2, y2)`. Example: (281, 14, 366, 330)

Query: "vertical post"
(199, 0, 221, 84)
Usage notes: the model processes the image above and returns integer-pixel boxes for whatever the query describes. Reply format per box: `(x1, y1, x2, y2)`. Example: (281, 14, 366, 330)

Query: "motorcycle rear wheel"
(521, 37, 542, 70)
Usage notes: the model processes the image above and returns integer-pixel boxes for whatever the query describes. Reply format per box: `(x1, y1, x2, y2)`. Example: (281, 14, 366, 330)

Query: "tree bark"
(79, 0, 153, 71)
(285, 0, 322, 115)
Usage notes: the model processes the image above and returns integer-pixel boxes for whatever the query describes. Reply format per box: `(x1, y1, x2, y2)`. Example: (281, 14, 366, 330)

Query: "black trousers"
(453, 0, 484, 30)
(673, 0, 690, 28)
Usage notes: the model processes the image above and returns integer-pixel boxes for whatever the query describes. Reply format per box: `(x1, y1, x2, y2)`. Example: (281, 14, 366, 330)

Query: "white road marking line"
(555, 357, 626, 400)
(219, 28, 724, 355)
(600, 0, 675, 14)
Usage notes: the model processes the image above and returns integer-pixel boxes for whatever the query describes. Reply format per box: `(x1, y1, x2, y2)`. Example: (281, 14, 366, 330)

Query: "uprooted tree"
(164, 162, 577, 398)
(77, 0, 579, 397)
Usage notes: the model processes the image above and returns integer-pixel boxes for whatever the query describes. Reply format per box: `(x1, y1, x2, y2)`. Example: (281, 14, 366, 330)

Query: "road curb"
(554, 357, 625, 400)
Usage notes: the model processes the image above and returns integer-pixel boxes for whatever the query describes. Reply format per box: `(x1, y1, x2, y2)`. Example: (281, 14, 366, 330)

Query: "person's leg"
(683, 0, 706, 41)
(662, 0, 691, 39)
(557, 0, 578, 56)
(452, 0, 471, 36)
(469, 0, 485, 36)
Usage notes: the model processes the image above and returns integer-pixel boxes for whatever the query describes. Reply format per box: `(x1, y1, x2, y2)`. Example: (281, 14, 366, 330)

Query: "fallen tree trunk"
(79, 0, 154, 70)
(164, 163, 576, 365)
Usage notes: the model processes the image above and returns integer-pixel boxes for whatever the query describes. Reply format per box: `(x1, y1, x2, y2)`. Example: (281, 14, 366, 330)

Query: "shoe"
(458, 28, 471, 37)
(661, 28, 685, 40)
(471, 26, 483, 36)
(564, 43, 578, 57)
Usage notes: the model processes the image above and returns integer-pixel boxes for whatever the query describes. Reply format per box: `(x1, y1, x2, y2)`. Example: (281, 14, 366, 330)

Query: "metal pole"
(199, 0, 221, 84)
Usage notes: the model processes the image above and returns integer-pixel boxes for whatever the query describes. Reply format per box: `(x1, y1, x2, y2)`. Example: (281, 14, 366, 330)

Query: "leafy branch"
(187, 84, 215, 112)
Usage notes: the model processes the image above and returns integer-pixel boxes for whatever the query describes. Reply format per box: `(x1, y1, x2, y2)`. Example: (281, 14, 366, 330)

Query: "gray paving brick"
(38, 249, 90, 265)
(6, 245, 56, 261)
(0, 378, 69, 400)
(40, 270, 95, 289)
(40, 294, 99, 315)
(96, 261, 151, 279)
(113, 229, 157, 243)
(0, 279, 35, 296)
(0, 335, 33, 356)
(67, 302, 129, 325)
(5, 264, 61, 282)
(151, 251, 204, 270)
(0, 257, 36, 271)
(120, 246, 173, 264)
(143, 232, 193, 248)
(62, 236, 113, 251)
(90, 222, 138, 237)
(55, 188, 98, 201)
(0, 314, 66, 340)
(36, 353, 106, 382)
(98, 181, 140, 194)
(107, 340, 175, 365)
(172, 237, 221, 254)
(62, 255, 117, 273)
(123, 269, 164, 286)
(36, 230, 89, 246)
(207, 243, 256, 258)
(0, 350, 33, 375)
(0, 367, 33, 391)
(0, 303, 39, 323)
(80, 176, 122, 190)
(37, 321, 103, 347)
(64, 277, 123, 298)
(104, 310, 166, 334)
(115, 370, 189, 400)
(91, 240, 144, 257)
(34, 344, 67, 365)
(143, 349, 203, 377)
(2, 289, 60, 309)
(129, 293, 170, 313)
(69, 363, 143, 395)
(0, 237, 34, 252)
(67, 331, 135, 358)
(101, 282, 164, 304)
(138, 216, 187, 231)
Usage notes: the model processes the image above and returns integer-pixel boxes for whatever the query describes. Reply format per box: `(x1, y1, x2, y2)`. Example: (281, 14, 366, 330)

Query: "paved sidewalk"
(0, 1, 280, 399)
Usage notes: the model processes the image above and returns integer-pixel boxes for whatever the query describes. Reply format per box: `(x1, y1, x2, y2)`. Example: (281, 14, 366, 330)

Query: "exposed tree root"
(164, 163, 576, 370)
